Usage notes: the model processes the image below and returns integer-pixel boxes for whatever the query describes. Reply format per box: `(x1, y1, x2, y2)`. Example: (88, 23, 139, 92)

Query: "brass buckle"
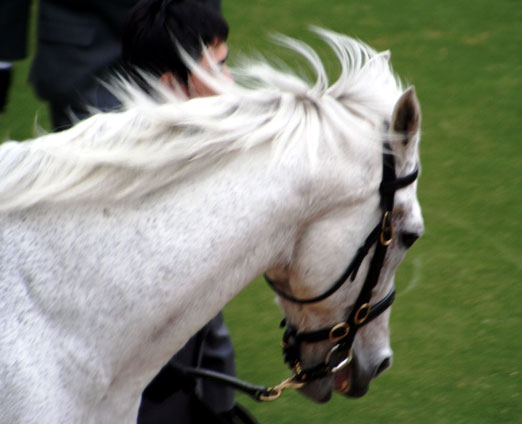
(329, 322, 350, 343)
(354, 303, 371, 325)
(380, 211, 394, 246)
(260, 377, 305, 401)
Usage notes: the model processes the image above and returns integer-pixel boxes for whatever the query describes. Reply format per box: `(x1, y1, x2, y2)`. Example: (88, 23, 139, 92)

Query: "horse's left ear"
(391, 86, 421, 147)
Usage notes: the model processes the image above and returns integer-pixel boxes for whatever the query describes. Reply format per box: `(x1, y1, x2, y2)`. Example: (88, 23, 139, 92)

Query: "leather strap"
(272, 145, 418, 383)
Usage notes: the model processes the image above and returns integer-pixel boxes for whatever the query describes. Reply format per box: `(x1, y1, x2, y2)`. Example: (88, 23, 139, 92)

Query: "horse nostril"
(401, 231, 420, 248)
(374, 357, 392, 377)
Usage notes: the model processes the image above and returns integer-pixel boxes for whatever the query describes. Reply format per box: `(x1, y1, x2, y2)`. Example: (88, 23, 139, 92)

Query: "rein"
(161, 144, 418, 403)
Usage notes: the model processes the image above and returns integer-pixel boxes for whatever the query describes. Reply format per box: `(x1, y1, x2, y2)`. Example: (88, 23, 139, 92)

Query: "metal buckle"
(380, 211, 394, 246)
(329, 322, 350, 343)
(354, 303, 371, 325)
(260, 377, 305, 401)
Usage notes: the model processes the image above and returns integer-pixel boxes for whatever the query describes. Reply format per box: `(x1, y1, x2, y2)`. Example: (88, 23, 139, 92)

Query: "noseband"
(265, 144, 419, 384)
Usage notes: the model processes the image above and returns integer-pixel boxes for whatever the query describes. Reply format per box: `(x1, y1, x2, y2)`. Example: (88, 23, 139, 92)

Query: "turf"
(1, 1, 520, 423)
(223, 1, 522, 423)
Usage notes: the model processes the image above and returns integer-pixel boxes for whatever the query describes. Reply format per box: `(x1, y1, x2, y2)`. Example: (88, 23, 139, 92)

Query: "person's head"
(122, 0, 230, 97)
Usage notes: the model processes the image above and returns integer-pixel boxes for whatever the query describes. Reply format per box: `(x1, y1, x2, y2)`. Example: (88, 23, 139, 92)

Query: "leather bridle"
(264, 143, 419, 384)
(148, 144, 419, 403)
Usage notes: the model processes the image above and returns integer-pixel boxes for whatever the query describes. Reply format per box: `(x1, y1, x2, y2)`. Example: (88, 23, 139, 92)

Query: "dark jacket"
(0, 0, 136, 105)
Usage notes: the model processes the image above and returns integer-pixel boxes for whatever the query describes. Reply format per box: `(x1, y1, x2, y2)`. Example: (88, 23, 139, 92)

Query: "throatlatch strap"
(264, 223, 382, 305)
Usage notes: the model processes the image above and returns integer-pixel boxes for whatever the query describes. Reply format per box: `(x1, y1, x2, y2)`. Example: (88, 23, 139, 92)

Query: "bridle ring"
(380, 211, 394, 246)
(329, 322, 350, 343)
(354, 303, 371, 325)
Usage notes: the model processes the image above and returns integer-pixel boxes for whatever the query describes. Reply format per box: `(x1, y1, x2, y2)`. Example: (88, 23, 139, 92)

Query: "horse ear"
(391, 86, 421, 147)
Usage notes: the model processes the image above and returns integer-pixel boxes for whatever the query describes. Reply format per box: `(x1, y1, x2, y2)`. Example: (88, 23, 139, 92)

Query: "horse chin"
(333, 363, 369, 398)
(299, 376, 334, 403)
(297, 363, 369, 402)
(333, 353, 374, 398)
(297, 352, 369, 402)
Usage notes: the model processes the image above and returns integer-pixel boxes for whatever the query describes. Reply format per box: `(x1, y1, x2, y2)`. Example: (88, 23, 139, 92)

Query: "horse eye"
(401, 231, 420, 248)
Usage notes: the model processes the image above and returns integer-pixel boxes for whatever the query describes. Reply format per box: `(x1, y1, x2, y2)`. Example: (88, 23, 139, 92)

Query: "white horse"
(0, 29, 423, 423)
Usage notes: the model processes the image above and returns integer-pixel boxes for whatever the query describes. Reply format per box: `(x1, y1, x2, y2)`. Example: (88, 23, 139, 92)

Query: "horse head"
(266, 86, 423, 402)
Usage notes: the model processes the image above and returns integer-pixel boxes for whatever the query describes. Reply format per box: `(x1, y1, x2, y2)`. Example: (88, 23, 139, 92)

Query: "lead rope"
(173, 364, 304, 401)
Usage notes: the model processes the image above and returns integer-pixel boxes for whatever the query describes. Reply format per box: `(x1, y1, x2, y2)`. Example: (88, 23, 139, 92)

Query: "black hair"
(122, 0, 229, 85)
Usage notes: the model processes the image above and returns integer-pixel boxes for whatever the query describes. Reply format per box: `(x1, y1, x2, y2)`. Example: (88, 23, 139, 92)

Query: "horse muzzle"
(334, 349, 393, 398)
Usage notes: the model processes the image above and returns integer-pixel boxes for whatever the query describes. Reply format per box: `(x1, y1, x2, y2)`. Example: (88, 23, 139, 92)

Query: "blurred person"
(0, 0, 26, 113)
(1, 1, 250, 423)
(0, 61, 11, 112)
(0, 0, 137, 130)
(121, 2, 249, 422)
(0, 0, 223, 129)
(122, 0, 230, 97)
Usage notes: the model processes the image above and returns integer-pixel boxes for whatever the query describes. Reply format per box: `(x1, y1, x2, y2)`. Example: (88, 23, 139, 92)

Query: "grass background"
(1, 1, 520, 423)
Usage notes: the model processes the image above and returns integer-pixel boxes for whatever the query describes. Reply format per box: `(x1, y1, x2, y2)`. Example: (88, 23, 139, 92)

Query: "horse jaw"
(298, 339, 394, 402)
(333, 346, 393, 398)
(296, 337, 393, 402)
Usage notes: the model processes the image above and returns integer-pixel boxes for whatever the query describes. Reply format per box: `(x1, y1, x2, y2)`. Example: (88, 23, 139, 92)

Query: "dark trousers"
(138, 313, 236, 424)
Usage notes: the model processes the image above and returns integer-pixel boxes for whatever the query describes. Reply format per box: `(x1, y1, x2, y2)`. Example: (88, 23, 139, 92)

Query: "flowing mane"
(0, 28, 403, 211)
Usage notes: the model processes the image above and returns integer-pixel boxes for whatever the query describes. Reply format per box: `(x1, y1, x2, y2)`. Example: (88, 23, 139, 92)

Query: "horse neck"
(98, 147, 318, 373)
(131, 142, 379, 355)
(159, 149, 309, 324)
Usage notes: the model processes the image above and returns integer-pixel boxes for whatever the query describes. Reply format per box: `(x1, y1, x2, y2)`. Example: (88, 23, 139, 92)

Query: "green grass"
(0, 3, 50, 140)
(223, 1, 522, 423)
(1, 1, 521, 422)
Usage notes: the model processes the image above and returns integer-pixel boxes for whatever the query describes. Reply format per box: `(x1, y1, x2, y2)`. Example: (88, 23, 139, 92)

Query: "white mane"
(0, 28, 403, 211)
